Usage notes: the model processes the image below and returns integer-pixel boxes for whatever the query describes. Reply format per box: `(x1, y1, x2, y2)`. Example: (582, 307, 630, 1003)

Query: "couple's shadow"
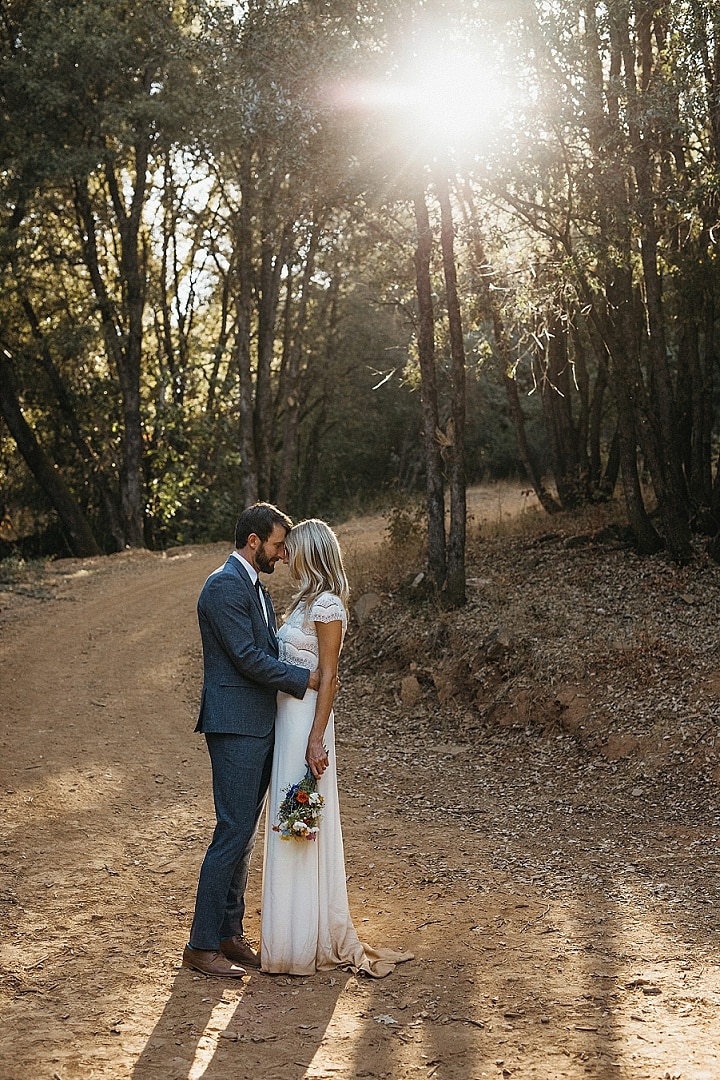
(132, 962, 349, 1080)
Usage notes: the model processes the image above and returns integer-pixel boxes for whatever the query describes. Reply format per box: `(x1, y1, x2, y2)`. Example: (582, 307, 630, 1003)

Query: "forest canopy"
(1, 0, 719, 580)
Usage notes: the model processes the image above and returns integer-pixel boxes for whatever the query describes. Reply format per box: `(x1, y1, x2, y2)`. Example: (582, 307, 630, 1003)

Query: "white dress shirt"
(231, 551, 268, 625)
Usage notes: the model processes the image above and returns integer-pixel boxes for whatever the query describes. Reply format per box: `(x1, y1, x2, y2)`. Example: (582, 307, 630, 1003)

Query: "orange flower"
(296, 790, 309, 804)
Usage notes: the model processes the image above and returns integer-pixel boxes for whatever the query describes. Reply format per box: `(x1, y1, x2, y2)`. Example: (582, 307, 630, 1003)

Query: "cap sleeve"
(310, 592, 347, 625)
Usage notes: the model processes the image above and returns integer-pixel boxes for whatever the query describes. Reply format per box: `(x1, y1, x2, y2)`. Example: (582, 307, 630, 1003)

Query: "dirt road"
(2, 491, 720, 1079)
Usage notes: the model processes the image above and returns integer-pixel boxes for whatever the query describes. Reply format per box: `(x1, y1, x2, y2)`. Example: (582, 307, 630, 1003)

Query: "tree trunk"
(539, 319, 584, 507)
(457, 181, 559, 513)
(0, 351, 101, 557)
(614, 374, 664, 555)
(569, 321, 592, 492)
(105, 143, 148, 548)
(296, 274, 341, 516)
(412, 188, 446, 588)
(601, 427, 621, 497)
(617, 1, 691, 559)
(436, 173, 466, 608)
(256, 220, 292, 500)
(275, 220, 320, 509)
(579, 1, 665, 552)
(75, 161, 146, 548)
(587, 340, 610, 494)
(234, 157, 259, 506)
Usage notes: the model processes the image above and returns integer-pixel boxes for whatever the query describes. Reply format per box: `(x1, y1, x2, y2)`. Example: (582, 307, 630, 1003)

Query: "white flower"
(309, 792, 321, 805)
(293, 820, 308, 833)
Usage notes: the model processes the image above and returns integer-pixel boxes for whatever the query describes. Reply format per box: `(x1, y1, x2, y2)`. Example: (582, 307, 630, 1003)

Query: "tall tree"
(0, 0, 194, 549)
(412, 188, 447, 588)
(436, 172, 467, 606)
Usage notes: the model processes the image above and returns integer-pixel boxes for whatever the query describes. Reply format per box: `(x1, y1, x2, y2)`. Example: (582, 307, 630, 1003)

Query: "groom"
(183, 502, 319, 977)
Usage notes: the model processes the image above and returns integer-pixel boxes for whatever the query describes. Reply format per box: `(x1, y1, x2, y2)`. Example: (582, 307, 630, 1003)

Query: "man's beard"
(255, 543, 277, 575)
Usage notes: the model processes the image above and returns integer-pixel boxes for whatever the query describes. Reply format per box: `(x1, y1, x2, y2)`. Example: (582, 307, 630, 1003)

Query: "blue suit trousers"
(189, 729, 274, 950)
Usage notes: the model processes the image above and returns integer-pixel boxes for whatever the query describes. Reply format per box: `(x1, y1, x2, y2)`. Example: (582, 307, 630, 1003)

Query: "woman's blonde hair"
(285, 519, 349, 618)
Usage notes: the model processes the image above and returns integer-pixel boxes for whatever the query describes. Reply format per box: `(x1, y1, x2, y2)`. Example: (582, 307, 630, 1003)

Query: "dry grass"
(342, 486, 632, 601)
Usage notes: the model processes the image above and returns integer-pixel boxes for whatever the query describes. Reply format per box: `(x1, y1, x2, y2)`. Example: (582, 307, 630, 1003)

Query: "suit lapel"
(228, 556, 277, 643)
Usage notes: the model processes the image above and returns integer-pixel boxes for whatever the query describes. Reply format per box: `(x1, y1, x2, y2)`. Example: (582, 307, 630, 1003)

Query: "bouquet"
(273, 766, 325, 842)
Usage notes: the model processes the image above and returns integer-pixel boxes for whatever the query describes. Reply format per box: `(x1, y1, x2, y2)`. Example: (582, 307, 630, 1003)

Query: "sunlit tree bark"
(412, 189, 446, 588)
(436, 172, 466, 607)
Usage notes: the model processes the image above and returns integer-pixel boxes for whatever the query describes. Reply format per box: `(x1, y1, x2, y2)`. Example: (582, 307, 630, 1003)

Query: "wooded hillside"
(1, 1, 719, 578)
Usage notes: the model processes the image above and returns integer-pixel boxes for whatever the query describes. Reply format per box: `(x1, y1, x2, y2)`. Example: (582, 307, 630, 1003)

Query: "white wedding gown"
(260, 591, 412, 977)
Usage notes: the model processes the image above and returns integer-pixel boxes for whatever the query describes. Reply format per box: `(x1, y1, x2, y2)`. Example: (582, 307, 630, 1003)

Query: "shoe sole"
(221, 954, 261, 969)
(182, 958, 246, 978)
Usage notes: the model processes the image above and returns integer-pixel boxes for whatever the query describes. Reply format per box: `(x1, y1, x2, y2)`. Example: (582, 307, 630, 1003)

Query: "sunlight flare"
(329, 32, 513, 160)
(395, 43, 511, 153)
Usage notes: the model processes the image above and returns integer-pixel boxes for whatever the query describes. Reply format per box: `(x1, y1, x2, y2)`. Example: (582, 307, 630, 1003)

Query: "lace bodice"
(277, 592, 347, 671)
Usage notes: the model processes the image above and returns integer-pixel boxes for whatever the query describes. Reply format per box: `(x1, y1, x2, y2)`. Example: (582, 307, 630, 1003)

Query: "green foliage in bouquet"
(273, 767, 325, 841)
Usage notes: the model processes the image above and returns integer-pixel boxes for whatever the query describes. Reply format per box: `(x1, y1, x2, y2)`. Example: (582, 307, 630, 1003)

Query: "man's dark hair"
(235, 502, 293, 549)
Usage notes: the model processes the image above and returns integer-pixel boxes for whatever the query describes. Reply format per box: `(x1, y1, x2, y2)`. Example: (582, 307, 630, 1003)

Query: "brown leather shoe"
(220, 935, 261, 968)
(182, 945, 246, 978)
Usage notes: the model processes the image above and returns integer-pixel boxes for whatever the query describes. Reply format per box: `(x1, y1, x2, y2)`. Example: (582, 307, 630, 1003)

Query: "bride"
(260, 519, 413, 978)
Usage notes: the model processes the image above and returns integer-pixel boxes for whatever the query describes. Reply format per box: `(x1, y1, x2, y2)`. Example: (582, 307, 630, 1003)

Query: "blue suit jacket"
(195, 555, 309, 737)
